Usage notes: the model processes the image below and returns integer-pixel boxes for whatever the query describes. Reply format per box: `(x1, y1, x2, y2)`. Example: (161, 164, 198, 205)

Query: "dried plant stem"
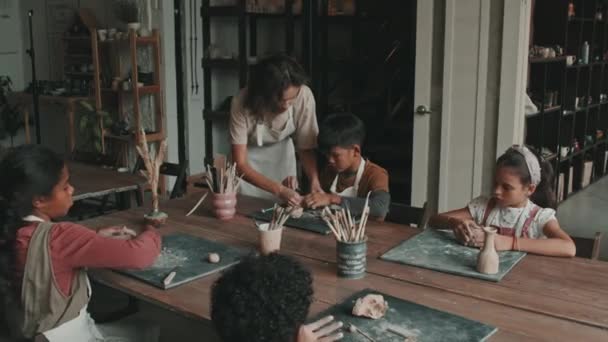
(135, 128, 167, 212)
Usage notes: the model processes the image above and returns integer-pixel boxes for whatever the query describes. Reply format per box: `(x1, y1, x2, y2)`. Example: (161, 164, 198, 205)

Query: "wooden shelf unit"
(527, 0, 608, 204)
(99, 29, 165, 167)
(201, 0, 300, 166)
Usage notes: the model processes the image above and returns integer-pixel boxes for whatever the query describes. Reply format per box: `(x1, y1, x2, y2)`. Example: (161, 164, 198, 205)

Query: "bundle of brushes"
(259, 204, 294, 231)
(186, 160, 243, 216)
(204, 161, 243, 194)
(321, 193, 371, 243)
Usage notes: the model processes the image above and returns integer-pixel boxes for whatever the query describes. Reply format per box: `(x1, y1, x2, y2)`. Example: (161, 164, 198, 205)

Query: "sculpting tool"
(163, 266, 180, 287)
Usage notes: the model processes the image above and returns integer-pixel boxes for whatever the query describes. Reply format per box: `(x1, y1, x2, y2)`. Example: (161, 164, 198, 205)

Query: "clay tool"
(186, 192, 209, 216)
(386, 324, 418, 340)
(163, 266, 180, 287)
(348, 324, 375, 342)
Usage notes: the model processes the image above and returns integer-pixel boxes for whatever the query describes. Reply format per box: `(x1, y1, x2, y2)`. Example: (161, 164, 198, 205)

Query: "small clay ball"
(208, 253, 220, 263)
(348, 324, 357, 333)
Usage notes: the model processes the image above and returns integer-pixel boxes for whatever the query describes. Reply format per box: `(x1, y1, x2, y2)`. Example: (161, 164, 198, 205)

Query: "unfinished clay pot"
(290, 206, 304, 219)
(257, 223, 283, 255)
(143, 210, 168, 227)
(477, 226, 499, 274)
(211, 192, 237, 220)
(352, 294, 389, 319)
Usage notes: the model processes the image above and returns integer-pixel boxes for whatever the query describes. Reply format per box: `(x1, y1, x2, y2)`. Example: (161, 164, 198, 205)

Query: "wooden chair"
(67, 151, 121, 220)
(386, 202, 431, 229)
(133, 158, 188, 206)
(572, 232, 603, 260)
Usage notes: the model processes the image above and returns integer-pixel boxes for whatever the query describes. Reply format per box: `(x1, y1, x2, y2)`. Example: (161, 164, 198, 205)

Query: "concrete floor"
(557, 175, 608, 261)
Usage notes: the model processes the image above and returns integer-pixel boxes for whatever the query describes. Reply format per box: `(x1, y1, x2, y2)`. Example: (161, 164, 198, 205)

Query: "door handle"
(415, 105, 432, 115)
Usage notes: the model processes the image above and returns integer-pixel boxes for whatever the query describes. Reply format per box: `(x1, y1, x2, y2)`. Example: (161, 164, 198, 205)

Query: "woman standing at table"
(230, 54, 322, 205)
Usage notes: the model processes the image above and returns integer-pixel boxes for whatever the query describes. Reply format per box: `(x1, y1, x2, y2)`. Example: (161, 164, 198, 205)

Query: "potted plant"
(78, 100, 113, 153)
(113, 0, 140, 32)
(0, 76, 24, 147)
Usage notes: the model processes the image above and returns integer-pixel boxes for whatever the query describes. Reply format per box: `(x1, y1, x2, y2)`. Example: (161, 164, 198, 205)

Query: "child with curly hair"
(211, 253, 343, 342)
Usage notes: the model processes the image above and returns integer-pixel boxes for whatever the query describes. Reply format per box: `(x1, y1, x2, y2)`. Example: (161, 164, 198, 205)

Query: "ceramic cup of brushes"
(322, 193, 372, 279)
(257, 222, 283, 255)
(256, 205, 293, 255)
(336, 237, 367, 279)
(211, 192, 237, 220)
(205, 162, 242, 220)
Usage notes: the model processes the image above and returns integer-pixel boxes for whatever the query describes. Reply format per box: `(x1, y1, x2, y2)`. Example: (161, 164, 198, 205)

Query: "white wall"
(435, 0, 529, 212)
(0, 0, 26, 90)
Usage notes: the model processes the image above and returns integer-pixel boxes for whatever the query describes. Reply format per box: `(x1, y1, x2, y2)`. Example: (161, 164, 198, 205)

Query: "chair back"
(133, 158, 188, 199)
(386, 202, 431, 229)
(572, 232, 603, 260)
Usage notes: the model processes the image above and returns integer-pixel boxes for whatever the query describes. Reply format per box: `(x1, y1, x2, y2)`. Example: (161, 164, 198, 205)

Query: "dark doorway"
(313, 0, 417, 204)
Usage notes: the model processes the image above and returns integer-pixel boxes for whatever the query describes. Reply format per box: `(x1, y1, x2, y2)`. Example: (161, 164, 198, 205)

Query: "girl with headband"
(430, 145, 576, 257)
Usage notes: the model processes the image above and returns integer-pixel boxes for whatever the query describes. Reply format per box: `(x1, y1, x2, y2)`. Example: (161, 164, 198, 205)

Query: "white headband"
(508, 145, 541, 186)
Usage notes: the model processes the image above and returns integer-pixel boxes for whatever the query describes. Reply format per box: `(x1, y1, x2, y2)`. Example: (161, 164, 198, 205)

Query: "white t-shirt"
(229, 85, 318, 149)
(467, 196, 557, 238)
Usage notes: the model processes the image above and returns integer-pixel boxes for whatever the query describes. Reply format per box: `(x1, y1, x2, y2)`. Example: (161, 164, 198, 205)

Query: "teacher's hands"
(303, 192, 339, 209)
(282, 176, 299, 191)
(278, 185, 303, 207)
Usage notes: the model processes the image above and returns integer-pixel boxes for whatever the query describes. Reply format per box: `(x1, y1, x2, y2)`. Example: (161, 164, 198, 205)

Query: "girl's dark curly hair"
(0, 145, 65, 298)
(496, 146, 556, 209)
(243, 54, 309, 118)
(211, 253, 313, 342)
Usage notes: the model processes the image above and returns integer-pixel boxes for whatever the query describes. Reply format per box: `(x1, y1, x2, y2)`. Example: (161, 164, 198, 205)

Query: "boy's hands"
(303, 193, 339, 209)
(298, 316, 343, 342)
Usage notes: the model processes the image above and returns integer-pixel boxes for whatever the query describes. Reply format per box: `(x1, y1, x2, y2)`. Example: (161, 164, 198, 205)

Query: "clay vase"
(257, 223, 283, 255)
(476, 226, 499, 274)
(143, 210, 168, 228)
(211, 192, 237, 220)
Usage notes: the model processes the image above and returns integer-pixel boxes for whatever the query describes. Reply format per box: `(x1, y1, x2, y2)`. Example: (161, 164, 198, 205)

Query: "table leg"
(67, 102, 76, 153)
(23, 107, 31, 144)
(116, 191, 132, 210)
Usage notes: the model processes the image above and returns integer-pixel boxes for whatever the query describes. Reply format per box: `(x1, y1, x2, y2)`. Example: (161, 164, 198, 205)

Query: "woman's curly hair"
(211, 253, 313, 342)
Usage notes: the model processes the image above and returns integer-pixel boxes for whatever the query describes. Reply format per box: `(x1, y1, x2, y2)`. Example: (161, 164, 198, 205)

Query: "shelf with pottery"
(526, 0, 608, 204)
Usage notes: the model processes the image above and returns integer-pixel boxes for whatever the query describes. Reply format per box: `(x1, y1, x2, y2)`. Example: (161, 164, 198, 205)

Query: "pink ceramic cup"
(211, 192, 237, 220)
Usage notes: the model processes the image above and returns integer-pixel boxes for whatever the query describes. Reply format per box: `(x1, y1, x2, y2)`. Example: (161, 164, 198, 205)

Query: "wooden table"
(69, 162, 145, 209)
(83, 192, 608, 341)
(9, 92, 91, 152)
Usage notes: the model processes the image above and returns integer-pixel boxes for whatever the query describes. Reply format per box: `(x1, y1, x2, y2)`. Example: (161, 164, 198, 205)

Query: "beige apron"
(18, 216, 97, 341)
(330, 159, 366, 197)
(18, 216, 159, 342)
(240, 109, 298, 199)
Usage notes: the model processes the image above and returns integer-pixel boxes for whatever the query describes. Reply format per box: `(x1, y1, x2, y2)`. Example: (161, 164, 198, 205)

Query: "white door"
(410, 0, 438, 207)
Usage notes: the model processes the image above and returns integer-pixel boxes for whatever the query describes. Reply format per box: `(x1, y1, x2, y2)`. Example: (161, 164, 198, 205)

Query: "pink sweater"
(15, 222, 161, 296)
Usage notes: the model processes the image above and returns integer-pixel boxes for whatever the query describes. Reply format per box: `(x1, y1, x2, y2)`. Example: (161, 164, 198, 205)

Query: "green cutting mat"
(250, 208, 332, 235)
(380, 229, 526, 282)
(311, 289, 497, 341)
(115, 233, 250, 289)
